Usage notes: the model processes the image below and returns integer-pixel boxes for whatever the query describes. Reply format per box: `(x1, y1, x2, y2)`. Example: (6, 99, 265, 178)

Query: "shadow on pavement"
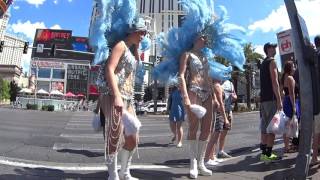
(0, 167, 187, 180)
(57, 149, 104, 157)
(139, 142, 170, 148)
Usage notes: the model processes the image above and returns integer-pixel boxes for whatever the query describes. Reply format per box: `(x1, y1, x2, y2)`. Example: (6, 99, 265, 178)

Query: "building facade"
(0, 12, 25, 82)
(30, 29, 95, 97)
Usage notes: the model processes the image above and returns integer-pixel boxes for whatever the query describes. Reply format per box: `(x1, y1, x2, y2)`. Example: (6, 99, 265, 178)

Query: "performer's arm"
(105, 41, 126, 108)
(179, 52, 190, 106)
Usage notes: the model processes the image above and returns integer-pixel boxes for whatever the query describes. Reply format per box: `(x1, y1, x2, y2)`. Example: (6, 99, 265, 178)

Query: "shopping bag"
(266, 111, 287, 135)
(92, 113, 102, 132)
(286, 115, 299, 138)
(190, 104, 207, 119)
(122, 110, 142, 136)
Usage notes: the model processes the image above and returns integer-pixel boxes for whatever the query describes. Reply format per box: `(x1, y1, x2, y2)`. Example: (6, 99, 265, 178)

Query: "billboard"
(66, 64, 89, 95)
(0, 0, 13, 17)
(32, 29, 94, 61)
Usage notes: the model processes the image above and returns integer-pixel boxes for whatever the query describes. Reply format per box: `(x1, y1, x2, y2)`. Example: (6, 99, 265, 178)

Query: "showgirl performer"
(89, 0, 150, 179)
(153, 0, 245, 178)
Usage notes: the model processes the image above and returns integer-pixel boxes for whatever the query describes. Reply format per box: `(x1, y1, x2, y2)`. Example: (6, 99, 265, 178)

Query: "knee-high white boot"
(197, 140, 212, 176)
(119, 149, 138, 180)
(107, 154, 120, 180)
(189, 140, 198, 179)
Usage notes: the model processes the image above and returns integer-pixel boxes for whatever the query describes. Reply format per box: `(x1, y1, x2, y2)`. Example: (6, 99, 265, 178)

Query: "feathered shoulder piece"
(153, 0, 246, 84)
(89, 0, 137, 65)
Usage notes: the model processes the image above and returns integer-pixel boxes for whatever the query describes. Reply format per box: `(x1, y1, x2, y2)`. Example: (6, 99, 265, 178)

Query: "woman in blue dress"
(167, 86, 185, 148)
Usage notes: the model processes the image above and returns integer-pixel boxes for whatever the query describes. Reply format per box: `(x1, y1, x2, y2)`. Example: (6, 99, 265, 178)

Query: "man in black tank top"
(259, 42, 283, 163)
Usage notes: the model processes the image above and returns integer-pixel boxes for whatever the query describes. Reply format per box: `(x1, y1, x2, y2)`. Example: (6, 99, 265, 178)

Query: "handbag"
(190, 104, 207, 119)
(122, 110, 142, 136)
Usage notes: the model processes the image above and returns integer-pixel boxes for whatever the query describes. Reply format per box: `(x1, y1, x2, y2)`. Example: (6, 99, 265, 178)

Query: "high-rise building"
(0, 12, 25, 82)
(137, 0, 185, 35)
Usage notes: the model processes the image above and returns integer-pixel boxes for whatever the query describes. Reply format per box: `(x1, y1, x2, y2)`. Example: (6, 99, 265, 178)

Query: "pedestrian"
(153, 1, 245, 178)
(311, 35, 320, 166)
(259, 42, 283, 163)
(93, 95, 105, 139)
(90, 1, 148, 179)
(280, 61, 297, 153)
(167, 85, 185, 148)
(217, 79, 237, 158)
(204, 80, 228, 167)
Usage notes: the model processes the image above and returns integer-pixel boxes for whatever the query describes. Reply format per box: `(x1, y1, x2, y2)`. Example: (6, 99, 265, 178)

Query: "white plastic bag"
(267, 111, 287, 135)
(190, 104, 207, 119)
(92, 113, 102, 132)
(286, 115, 299, 138)
(122, 110, 142, 136)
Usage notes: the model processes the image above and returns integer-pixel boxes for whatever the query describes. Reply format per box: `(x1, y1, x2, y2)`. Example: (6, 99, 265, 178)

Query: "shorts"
(260, 100, 277, 134)
(214, 111, 232, 132)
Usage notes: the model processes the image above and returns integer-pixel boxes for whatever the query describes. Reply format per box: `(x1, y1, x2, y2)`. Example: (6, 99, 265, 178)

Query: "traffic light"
(0, 41, 4, 53)
(23, 42, 29, 54)
(50, 43, 56, 57)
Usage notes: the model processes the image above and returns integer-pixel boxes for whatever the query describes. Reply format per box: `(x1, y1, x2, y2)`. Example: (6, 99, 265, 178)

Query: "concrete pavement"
(0, 108, 319, 179)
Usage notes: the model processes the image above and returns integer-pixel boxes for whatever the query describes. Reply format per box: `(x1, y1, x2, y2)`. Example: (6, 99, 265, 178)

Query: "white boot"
(189, 140, 198, 179)
(197, 140, 212, 176)
(107, 154, 120, 180)
(119, 149, 138, 180)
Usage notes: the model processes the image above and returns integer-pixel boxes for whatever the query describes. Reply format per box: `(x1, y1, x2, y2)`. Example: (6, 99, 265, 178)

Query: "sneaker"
(176, 142, 182, 148)
(217, 151, 232, 158)
(260, 153, 279, 164)
(205, 159, 220, 167)
(213, 156, 224, 163)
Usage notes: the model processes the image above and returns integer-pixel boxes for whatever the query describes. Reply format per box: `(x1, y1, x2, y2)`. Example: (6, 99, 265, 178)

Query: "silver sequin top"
(186, 53, 211, 93)
(96, 47, 136, 101)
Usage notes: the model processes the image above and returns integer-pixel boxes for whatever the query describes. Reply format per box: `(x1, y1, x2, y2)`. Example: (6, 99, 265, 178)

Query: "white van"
(141, 102, 167, 114)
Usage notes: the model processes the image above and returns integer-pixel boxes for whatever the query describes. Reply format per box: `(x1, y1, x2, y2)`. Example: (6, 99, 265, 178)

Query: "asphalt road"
(0, 108, 261, 179)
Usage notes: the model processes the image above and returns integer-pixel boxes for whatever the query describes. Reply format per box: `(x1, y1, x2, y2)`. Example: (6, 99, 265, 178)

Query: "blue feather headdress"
(89, 0, 151, 65)
(153, 0, 246, 85)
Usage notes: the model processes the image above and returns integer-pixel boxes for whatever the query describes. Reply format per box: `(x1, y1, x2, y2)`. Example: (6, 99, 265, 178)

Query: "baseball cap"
(263, 42, 277, 54)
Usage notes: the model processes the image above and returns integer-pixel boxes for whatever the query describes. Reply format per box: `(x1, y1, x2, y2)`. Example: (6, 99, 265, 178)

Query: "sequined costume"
(186, 53, 212, 102)
(97, 46, 137, 157)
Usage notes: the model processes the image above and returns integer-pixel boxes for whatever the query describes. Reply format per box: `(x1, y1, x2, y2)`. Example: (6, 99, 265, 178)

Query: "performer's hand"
(213, 99, 219, 110)
(224, 119, 230, 127)
(277, 100, 283, 111)
(114, 95, 124, 115)
(184, 97, 191, 108)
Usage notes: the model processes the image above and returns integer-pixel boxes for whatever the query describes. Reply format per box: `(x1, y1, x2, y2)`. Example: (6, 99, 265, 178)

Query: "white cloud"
(50, 24, 62, 29)
(248, 0, 320, 37)
(9, 20, 46, 40)
(8, 20, 63, 73)
(13, 6, 20, 10)
(53, 0, 58, 4)
(21, 48, 33, 74)
(25, 0, 46, 7)
(68, 0, 72, 2)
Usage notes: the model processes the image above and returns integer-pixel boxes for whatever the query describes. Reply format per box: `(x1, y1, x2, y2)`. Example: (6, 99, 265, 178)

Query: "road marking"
(60, 133, 171, 139)
(0, 156, 170, 171)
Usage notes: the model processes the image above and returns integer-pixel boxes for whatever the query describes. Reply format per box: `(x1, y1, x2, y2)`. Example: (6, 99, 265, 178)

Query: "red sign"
(277, 29, 294, 56)
(36, 29, 72, 42)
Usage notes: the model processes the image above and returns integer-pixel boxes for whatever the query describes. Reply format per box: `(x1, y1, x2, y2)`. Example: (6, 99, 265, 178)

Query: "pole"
(285, 0, 314, 178)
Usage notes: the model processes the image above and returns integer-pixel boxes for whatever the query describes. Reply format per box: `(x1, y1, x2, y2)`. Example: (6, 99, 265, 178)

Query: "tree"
(243, 43, 264, 110)
(0, 78, 10, 101)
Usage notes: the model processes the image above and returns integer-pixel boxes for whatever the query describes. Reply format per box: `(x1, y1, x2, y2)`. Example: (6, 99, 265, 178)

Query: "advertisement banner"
(66, 64, 89, 95)
(51, 82, 64, 93)
(0, 0, 13, 17)
(32, 29, 94, 61)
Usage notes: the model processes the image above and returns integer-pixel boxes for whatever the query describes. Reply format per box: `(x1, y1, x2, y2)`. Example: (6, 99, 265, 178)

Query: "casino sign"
(0, 0, 13, 17)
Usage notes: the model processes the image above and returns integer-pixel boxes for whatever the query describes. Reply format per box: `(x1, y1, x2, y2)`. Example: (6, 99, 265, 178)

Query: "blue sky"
(6, 0, 320, 72)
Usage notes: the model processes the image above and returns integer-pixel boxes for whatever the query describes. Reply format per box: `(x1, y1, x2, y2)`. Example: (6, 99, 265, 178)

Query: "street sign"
(277, 29, 294, 55)
(36, 44, 44, 53)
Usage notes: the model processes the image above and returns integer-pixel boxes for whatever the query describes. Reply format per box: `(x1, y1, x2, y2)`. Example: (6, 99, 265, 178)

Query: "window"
(31, 68, 37, 75)
(38, 68, 51, 78)
(52, 69, 65, 79)
(37, 81, 50, 92)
